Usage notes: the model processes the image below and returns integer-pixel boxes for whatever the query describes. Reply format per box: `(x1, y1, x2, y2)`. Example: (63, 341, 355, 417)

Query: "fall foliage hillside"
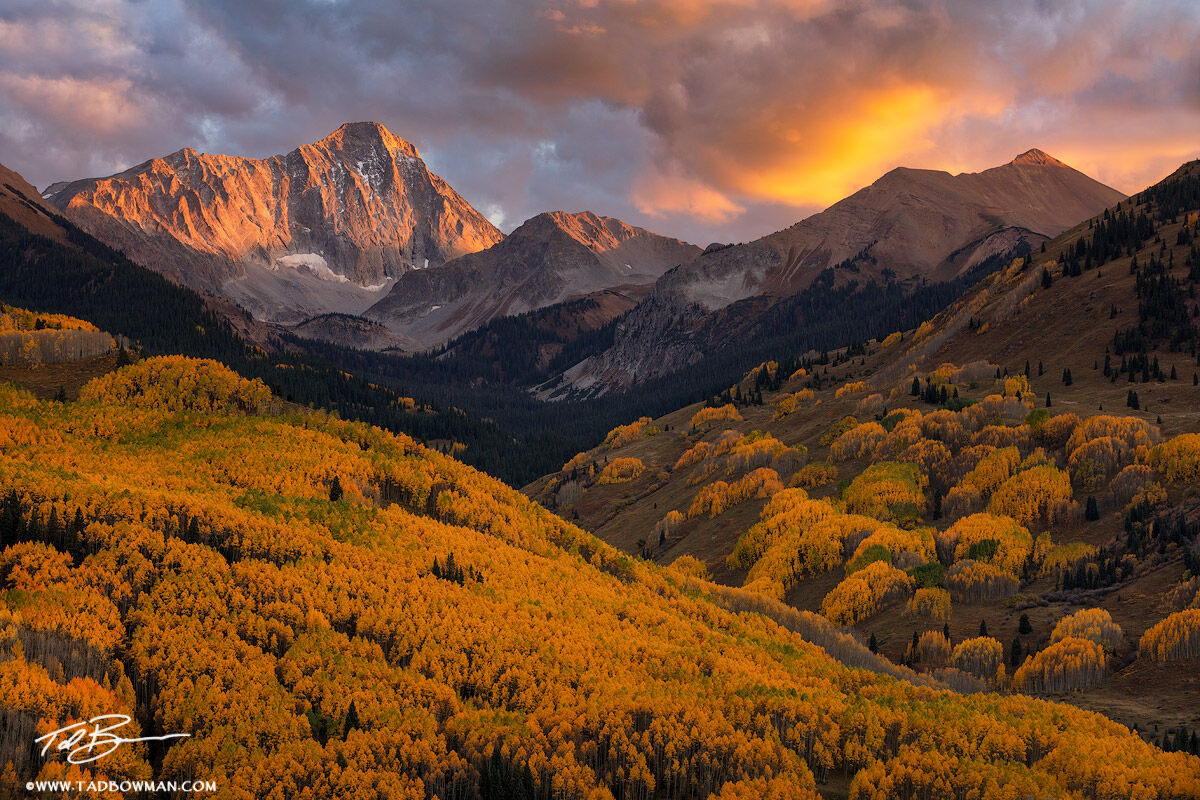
(2, 357, 1197, 797)
(528, 161, 1200, 747)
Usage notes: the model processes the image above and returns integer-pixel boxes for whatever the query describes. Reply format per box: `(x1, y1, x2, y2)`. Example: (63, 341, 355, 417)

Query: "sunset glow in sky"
(1, 0, 1198, 243)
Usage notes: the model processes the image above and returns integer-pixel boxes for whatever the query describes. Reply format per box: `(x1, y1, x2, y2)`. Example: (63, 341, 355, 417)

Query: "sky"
(1, 0, 1198, 245)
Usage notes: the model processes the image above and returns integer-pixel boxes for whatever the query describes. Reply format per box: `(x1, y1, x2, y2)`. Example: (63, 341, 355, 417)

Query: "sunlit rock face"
(43, 122, 504, 324)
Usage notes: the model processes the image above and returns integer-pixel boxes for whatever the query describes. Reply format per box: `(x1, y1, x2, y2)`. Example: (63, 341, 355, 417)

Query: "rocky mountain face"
(549, 150, 1126, 394)
(365, 210, 700, 349)
(42, 122, 503, 324)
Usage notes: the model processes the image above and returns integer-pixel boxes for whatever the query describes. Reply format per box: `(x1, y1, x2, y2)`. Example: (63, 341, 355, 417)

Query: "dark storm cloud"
(1, 0, 1197, 243)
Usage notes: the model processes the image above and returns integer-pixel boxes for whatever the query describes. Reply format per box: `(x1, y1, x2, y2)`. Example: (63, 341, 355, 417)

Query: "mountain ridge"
(549, 150, 1126, 394)
(364, 209, 700, 349)
(42, 121, 504, 324)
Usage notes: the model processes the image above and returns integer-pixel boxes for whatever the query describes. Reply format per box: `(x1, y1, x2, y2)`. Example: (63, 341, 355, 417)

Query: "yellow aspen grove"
(603, 417, 654, 449)
(689, 404, 742, 431)
(821, 562, 914, 626)
(1013, 636, 1107, 693)
(1050, 608, 1124, 650)
(597, 457, 645, 484)
(987, 463, 1073, 525)
(906, 588, 951, 621)
(1149, 432, 1200, 484)
(951, 637, 1004, 682)
(789, 462, 837, 489)
(913, 629, 951, 668)
(1139, 609, 1200, 663)
(830, 422, 888, 462)
(945, 513, 1033, 576)
(945, 560, 1019, 602)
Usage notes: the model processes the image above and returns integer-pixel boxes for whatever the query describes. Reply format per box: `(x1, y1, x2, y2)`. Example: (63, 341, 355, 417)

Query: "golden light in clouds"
(704, 84, 1010, 208)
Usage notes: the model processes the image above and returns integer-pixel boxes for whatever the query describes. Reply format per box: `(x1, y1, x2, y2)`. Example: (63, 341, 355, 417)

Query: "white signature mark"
(36, 715, 190, 764)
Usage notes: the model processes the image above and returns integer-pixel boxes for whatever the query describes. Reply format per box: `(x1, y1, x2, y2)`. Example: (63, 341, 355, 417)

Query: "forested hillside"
(529, 161, 1200, 745)
(2, 357, 1197, 798)
(0, 192, 590, 484)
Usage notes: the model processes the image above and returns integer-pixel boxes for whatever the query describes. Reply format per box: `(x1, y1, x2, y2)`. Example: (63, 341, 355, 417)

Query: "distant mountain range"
(364, 210, 699, 349)
(543, 149, 1126, 395)
(41, 123, 699, 348)
(39, 128, 1123, 399)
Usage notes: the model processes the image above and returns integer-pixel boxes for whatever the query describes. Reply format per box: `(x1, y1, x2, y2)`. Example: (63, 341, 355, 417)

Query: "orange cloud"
(633, 164, 745, 223)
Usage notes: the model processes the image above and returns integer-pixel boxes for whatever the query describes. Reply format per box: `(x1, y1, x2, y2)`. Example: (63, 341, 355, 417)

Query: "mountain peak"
(1011, 148, 1068, 168)
(318, 121, 420, 159)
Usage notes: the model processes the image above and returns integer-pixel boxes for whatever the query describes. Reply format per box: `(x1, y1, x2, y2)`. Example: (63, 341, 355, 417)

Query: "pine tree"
(979, 619, 988, 637)
(1011, 637, 1023, 667)
(1045, 392, 1052, 407)
(330, 476, 343, 502)
(1019, 614, 1032, 635)
(868, 633, 878, 653)
(1042, 268, 1053, 289)
(1062, 368, 1073, 386)
(943, 623, 951, 641)
(1085, 496, 1100, 521)
(342, 700, 360, 739)
(911, 377, 920, 396)
(1038, 361, 1045, 376)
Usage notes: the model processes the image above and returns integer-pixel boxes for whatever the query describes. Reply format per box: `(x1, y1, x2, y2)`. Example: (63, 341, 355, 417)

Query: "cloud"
(0, 0, 1197, 243)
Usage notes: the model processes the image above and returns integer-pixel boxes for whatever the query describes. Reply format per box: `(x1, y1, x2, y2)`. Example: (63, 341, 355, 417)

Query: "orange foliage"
(951, 636, 1003, 682)
(602, 416, 653, 449)
(1051, 608, 1123, 650)
(906, 588, 950, 621)
(597, 457, 645, 485)
(821, 562, 914, 626)
(945, 560, 1019, 602)
(1149, 432, 1200, 485)
(80, 356, 272, 414)
(689, 404, 742, 431)
(987, 464, 1073, 525)
(1139, 609, 1200, 663)
(790, 462, 838, 489)
(1013, 637, 1107, 693)
(687, 468, 781, 519)
(830, 422, 888, 462)
(945, 513, 1033, 576)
